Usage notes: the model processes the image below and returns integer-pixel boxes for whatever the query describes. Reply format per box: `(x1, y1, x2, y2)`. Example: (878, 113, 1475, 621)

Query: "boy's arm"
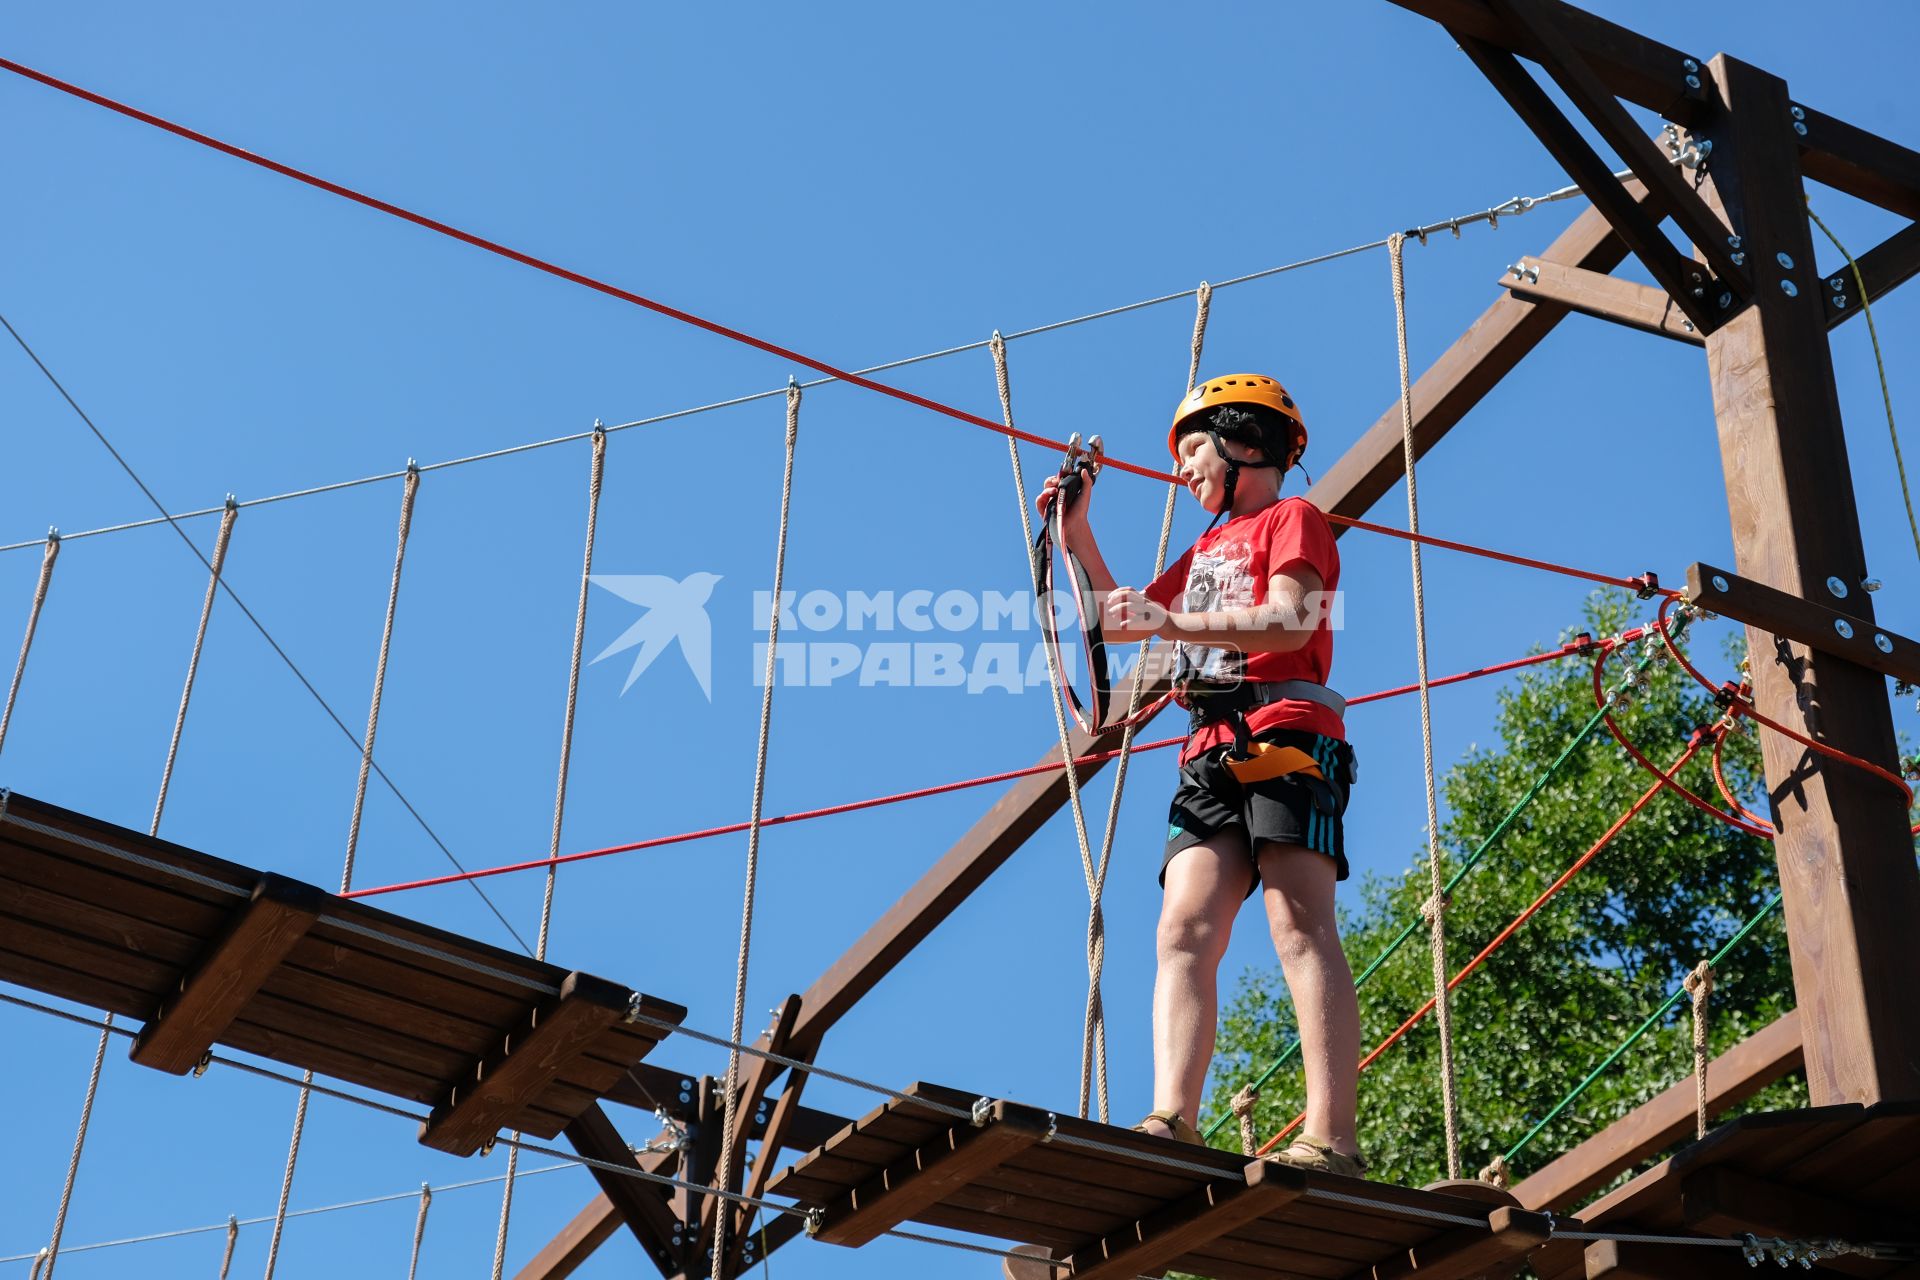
(1147, 564, 1327, 654)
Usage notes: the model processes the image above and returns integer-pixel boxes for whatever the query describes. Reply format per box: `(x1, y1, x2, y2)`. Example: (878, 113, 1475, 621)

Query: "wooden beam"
(1370, 1205, 1554, 1280)
(128, 872, 323, 1074)
(512, 1195, 624, 1280)
(1583, 1238, 1755, 1280)
(1700, 53, 1920, 1107)
(563, 1105, 682, 1277)
(1513, 1009, 1802, 1212)
(1482, 0, 1746, 293)
(1687, 563, 1920, 685)
(1822, 222, 1920, 331)
(808, 1100, 1053, 1247)
(1064, 1158, 1305, 1280)
(419, 971, 631, 1156)
(727, 1045, 811, 1275)
(1388, 0, 1920, 219)
(706, 995, 801, 1272)
(1452, 32, 1717, 330)
(1502, 257, 1703, 345)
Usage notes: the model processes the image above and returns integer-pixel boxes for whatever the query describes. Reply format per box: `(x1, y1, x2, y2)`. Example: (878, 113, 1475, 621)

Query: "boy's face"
(1174, 430, 1268, 514)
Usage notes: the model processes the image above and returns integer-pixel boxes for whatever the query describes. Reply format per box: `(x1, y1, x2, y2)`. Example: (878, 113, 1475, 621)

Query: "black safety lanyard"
(1031, 444, 1109, 737)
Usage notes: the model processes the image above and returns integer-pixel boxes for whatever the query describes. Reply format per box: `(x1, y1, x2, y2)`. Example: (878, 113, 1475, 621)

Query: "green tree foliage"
(1204, 594, 1804, 1191)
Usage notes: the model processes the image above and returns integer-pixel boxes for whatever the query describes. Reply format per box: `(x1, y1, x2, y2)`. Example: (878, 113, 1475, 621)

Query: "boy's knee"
(1157, 907, 1226, 963)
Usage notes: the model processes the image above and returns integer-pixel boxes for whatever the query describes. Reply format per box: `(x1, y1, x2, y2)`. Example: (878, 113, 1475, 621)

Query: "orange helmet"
(1167, 373, 1307, 468)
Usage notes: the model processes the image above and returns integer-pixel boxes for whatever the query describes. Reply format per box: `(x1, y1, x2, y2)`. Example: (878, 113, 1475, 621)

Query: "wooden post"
(1699, 53, 1920, 1107)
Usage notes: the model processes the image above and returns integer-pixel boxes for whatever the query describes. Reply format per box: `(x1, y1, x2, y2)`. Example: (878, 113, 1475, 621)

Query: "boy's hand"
(1037, 470, 1094, 549)
(1104, 586, 1167, 639)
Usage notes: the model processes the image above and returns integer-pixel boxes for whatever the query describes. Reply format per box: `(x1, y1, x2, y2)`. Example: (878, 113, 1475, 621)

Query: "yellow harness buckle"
(1222, 742, 1324, 785)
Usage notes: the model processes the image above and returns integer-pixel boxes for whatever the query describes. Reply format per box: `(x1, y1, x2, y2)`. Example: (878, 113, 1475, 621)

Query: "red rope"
(2, 55, 1672, 598)
(345, 629, 1625, 900)
(1653, 596, 1917, 810)
(1255, 728, 1715, 1154)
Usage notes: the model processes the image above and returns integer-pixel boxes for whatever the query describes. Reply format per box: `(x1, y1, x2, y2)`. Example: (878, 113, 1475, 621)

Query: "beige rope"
(28, 1249, 47, 1280)
(1230, 1082, 1260, 1157)
(1685, 960, 1716, 1139)
(219, 1216, 239, 1280)
(0, 531, 60, 758)
(1478, 1153, 1511, 1188)
(492, 427, 608, 1280)
(406, 1185, 432, 1280)
(712, 381, 802, 1280)
(991, 331, 1109, 1120)
(1389, 231, 1463, 1179)
(267, 465, 421, 1280)
(42, 506, 241, 1278)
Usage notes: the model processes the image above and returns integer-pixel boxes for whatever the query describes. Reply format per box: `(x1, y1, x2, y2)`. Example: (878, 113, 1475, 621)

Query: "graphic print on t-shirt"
(1177, 541, 1256, 684)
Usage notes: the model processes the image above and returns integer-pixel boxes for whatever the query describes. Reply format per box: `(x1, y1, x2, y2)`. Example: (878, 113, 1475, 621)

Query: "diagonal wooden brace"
(419, 970, 632, 1156)
(1065, 1157, 1306, 1280)
(1687, 563, 1920, 685)
(808, 1099, 1053, 1247)
(562, 1104, 683, 1279)
(130, 872, 325, 1074)
(1501, 257, 1703, 345)
(1368, 1204, 1554, 1280)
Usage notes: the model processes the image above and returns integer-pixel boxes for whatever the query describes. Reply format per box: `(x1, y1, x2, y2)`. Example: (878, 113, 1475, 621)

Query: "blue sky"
(2, 3, 1917, 1276)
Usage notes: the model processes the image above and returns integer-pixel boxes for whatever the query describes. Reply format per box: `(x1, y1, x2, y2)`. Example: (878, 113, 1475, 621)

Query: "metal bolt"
(1727, 235, 1743, 249)
(1712, 574, 1731, 593)
(1776, 253, 1794, 269)
(1835, 295, 1848, 309)
(1863, 578, 1883, 592)
(1718, 292, 1733, 309)
(1682, 319, 1695, 332)
(678, 1091, 692, 1104)
(681, 1078, 694, 1090)
(1686, 73, 1701, 90)
(1876, 633, 1895, 654)
(1781, 280, 1799, 296)
(1835, 618, 1855, 640)
(1791, 105, 1805, 120)
(1525, 266, 1539, 283)
(1731, 252, 1747, 266)
(1692, 286, 1705, 298)
(1830, 276, 1846, 290)
(1683, 57, 1699, 72)
(1827, 576, 1850, 598)
(1691, 270, 1704, 282)
(1795, 121, 1808, 136)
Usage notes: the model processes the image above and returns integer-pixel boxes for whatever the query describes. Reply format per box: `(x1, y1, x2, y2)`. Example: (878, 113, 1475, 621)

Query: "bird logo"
(588, 572, 723, 699)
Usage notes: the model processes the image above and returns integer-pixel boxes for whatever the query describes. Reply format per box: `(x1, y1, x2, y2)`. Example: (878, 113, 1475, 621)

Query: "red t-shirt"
(1145, 497, 1343, 763)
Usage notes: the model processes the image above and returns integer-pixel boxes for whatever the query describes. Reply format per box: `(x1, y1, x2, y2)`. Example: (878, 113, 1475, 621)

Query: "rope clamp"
(192, 1051, 212, 1078)
(971, 1096, 994, 1128)
(480, 1135, 497, 1157)
(1042, 1112, 1057, 1143)
(803, 1208, 825, 1237)
(1632, 571, 1661, 600)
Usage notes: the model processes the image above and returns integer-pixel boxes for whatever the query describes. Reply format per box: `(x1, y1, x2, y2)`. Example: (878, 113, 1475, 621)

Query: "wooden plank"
(419, 971, 632, 1155)
(0, 833, 232, 933)
(129, 873, 324, 1073)
(1823, 223, 1920, 331)
(1451, 31, 1714, 330)
(1798, 105, 1920, 222)
(1065, 1158, 1305, 1280)
(1681, 1164, 1889, 1240)
(810, 1101, 1054, 1247)
(1368, 1205, 1552, 1280)
(1688, 562, 1920, 684)
(1583, 1238, 1756, 1280)
(1482, 0, 1745, 293)
(1503, 257, 1703, 345)
(562, 1104, 681, 1278)
(1701, 53, 1920, 1108)
(1513, 1009, 1803, 1212)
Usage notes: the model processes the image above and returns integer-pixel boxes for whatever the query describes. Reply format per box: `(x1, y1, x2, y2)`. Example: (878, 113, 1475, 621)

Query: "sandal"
(1132, 1109, 1205, 1146)
(1264, 1133, 1369, 1179)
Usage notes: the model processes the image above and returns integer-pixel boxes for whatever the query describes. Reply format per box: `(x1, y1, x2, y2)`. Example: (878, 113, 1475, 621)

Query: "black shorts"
(1162, 728, 1356, 892)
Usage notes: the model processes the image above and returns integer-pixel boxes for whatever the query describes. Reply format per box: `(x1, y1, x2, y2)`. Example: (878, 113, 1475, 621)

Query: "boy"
(1037, 374, 1363, 1175)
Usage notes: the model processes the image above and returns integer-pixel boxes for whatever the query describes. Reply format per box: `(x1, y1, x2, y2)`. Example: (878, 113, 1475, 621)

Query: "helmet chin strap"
(1203, 428, 1280, 532)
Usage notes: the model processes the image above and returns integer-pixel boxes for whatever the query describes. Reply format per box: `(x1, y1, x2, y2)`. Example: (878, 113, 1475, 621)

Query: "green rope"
(1499, 886, 1784, 1165)
(1200, 616, 1686, 1141)
(1805, 200, 1918, 572)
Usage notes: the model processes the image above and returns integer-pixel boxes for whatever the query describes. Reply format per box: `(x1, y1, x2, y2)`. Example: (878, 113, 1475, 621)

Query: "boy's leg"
(1255, 840, 1360, 1155)
(1149, 831, 1255, 1137)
